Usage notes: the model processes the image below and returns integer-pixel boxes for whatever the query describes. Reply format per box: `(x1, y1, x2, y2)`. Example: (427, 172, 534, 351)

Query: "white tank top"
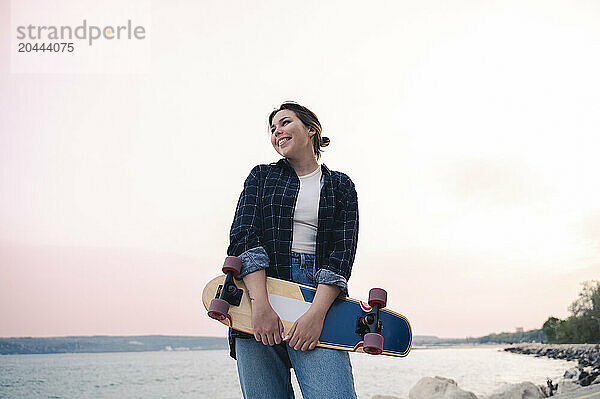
(292, 165, 322, 254)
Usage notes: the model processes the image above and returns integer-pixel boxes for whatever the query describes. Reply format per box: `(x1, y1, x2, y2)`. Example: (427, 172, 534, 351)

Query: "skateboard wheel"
(368, 288, 387, 308)
(208, 298, 229, 321)
(363, 333, 383, 355)
(222, 256, 242, 279)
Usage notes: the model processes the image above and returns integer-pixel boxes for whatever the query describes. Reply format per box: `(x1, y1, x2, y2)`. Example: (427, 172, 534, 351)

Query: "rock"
(556, 378, 580, 394)
(372, 395, 405, 399)
(504, 343, 600, 390)
(484, 382, 545, 399)
(504, 343, 600, 367)
(409, 376, 478, 399)
(580, 371, 599, 386)
(564, 367, 580, 379)
(579, 369, 591, 385)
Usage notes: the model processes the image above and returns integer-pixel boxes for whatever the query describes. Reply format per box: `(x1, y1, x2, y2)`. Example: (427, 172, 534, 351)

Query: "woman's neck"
(287, 156, 319, 177)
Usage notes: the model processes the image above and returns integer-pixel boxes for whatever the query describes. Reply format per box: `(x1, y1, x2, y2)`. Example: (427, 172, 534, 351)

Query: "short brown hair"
(268, 102, 330, 160)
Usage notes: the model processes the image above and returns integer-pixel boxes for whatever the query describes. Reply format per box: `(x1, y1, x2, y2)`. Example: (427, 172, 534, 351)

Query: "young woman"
(227, 102, 359, 398)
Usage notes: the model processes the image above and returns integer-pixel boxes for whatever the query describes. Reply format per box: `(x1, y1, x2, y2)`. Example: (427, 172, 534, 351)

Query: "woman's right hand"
(251, 299, 284, 346)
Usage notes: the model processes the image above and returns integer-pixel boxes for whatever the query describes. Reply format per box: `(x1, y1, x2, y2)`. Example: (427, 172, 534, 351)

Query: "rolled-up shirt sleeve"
(227, 166, 269, 278)
(315, 268, 349, 297)
(318, 177, 358, 297)
(236, 246, 269, 277)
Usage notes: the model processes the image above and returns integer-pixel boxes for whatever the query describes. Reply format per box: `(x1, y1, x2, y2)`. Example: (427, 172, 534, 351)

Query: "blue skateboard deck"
(203, 275, 412, 357)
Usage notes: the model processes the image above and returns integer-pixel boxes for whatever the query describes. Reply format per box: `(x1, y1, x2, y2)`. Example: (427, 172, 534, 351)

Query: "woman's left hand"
(284, 308, 326, 351)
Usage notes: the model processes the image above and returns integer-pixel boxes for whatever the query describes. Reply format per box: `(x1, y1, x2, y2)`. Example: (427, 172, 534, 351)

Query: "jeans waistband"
(291, 251, 315, 260)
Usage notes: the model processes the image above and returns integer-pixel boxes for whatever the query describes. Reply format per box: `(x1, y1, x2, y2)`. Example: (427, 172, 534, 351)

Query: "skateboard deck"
(203, 274, 412, 357)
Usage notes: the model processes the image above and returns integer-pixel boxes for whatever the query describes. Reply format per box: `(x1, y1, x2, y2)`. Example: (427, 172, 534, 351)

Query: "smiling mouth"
(278, 137, 291, 147)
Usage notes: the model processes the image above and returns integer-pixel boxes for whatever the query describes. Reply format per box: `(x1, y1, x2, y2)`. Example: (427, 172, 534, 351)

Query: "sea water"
(0, 347, 576, 399)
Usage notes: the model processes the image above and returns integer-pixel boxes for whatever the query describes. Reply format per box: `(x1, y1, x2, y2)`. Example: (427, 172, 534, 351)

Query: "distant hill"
(1, 331, 544, 355)
(413, 335, 469, 345)
(413, 329, 544, 346)
(0, 336, 228, 355)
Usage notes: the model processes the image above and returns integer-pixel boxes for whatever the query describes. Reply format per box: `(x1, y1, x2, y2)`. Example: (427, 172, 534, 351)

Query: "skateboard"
(203, 256, 412, 357)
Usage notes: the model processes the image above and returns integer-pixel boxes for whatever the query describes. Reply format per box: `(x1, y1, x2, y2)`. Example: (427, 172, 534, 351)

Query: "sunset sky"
(1, 0, 599, 339)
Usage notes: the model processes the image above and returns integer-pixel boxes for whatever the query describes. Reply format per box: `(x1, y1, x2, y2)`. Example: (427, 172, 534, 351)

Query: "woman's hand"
(243, 269, 284, 346)
(284, 308, 326, 351)
(284, 283, 340, 351)
(251, 299, 284, 346)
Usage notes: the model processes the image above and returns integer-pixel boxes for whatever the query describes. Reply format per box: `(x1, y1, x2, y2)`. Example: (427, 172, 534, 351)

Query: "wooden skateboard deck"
(203, 275, 412, 357)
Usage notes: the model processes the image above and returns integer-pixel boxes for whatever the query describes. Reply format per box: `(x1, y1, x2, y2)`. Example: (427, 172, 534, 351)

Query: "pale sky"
(1, 0, 599, 338)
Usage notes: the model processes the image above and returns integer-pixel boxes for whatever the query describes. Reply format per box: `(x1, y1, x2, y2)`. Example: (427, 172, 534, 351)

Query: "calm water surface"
(0, 347, 576, 398)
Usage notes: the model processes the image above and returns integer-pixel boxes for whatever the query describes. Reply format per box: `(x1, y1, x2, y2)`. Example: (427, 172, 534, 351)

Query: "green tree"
(546, 280, 600, 344)
(569, 280, 600, 318)
(542, 317, 560, 343)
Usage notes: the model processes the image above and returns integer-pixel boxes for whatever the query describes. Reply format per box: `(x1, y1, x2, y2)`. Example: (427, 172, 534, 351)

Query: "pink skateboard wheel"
(368, 288, 387, 308)
(363, 333, 383, 355)
(222, 256, 242, 279)
(208, 298, 229, 321)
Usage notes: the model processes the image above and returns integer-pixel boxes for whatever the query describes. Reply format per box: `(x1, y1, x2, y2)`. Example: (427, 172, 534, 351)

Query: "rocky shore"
(504, 344, 600, 393)
(373, 344, 600, 399)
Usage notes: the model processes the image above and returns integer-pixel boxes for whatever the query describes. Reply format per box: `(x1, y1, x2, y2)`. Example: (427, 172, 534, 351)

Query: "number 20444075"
(18, 42, 74, 52)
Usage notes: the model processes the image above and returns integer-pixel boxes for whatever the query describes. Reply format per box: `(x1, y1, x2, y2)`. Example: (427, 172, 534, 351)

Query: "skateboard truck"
(208, 256, 243, 321)
(355, 288, 387, 355)
(355, 310, 382, 335)
(215, 281, 243, 307)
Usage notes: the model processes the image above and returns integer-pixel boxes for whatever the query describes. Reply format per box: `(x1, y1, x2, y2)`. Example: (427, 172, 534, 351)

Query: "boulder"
(484, 382, 545, 399)
(409, 376, 478, 399)
(580, 370, 599, 386)
(556, 378, 580, 394)
(563, 367, 580, 379)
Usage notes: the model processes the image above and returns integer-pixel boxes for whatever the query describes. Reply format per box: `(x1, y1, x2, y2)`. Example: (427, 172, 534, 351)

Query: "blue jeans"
(236, 252, 357, 399)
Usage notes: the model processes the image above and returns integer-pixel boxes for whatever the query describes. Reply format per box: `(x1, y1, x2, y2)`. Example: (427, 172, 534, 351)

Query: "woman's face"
(270, 110, 315, 160)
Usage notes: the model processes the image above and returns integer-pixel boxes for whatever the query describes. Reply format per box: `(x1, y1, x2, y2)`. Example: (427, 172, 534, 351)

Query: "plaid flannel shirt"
(226, 158, 359, 358)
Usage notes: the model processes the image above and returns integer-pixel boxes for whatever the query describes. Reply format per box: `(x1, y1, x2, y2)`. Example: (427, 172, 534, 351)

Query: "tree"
(569, 280, 600, 318)
(542, 317, 560, 343)
(570, 280, 600, 343)
(545, 280, 600, 344)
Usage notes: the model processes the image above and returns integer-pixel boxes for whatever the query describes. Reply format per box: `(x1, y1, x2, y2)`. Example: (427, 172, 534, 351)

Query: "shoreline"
(411, 343, 505, 350)
(375, 343, 600, 399)
(503, 343, 600, 398)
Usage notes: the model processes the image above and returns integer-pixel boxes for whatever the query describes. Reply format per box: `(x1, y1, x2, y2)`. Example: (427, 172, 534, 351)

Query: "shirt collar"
(274, 158, 331, 176)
